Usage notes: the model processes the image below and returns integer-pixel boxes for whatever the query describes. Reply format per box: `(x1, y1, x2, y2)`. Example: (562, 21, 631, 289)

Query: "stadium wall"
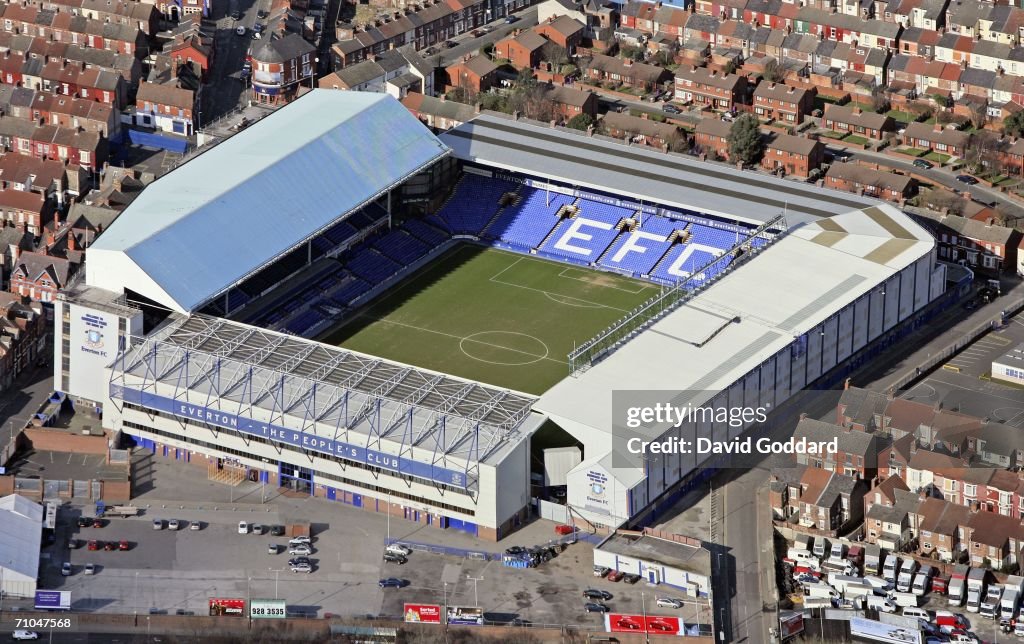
(564, 251, 943, 530)
(104, 374, 530, 540)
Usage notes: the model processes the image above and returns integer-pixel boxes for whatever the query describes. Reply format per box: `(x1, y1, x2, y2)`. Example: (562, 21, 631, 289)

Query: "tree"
(964, 129, 1001, 175)
(727, 113, 764, 166)
(665, 128, 689, 153)
(763, 58, 786, 84)
(870, 86, 890, 114)
(723, 59, 738, 75)
(920, 189, 966, 216)
(566, 113, 595, 130)
(1005, 110, 1024, 137)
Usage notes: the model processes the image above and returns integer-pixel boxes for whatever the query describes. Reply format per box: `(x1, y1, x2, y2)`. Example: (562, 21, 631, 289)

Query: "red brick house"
(543, 84, 599, 120)
(28, 91, 119, 138)
(401, 93, 477, 132)
(0, 155, 69, 206)
(446, 55, 499, 95)
(915, 496, 972, 563)
(673, 66, 748, 112)
(135, 82, 198, 136)
(0, 292, 46, 393)
(494, 30, 547, 70)
(753, 82, 815, 124)
(0, 190, 53, 237)
(824, 163, 917, 202)
(9, 248, 78, 303)
(581, 53, 671, 92)
(0, 118, 106, 172)
(601, 111, 683, 148)
(913, 211, 1020, 275)
(822, 103, 895, 139)
(693, 117, 732, 159)
(535, 15, 585, 55)
(1002, 138, 1024, 177)
(250, 34, 317, 105)
(902, 121, 970, 157)
(770, 465, 867, 535)
(761, 134, 825, 179)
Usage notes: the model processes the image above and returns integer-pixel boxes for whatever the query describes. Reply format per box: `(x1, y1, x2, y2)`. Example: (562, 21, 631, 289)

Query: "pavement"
(0, 363, 56, 455)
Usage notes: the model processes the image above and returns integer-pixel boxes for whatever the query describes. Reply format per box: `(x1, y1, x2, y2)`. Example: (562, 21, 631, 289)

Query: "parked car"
(270, 525, 285, 536)
(290, 562, 313, 573)
(379, 577, 407, 588)
(257, 9, 268, 18)
(235, 26, 246, 36)
(76, 517, 91, 528)
(956, 174, 979, 185)
(288, 557, 311, 567)
(583, 589, 613, 601)
(506, 546, 528, 556)
(253, 22, 264, 33)
(84, 563, 96, 575)
(68, 539, 80, 549)
(251, 31, 261, 39)
(252, 524, 266, 536)
(662, 104, 681, 114)
(913, 159, 934, 170)
(593, 566, 610, 577)
(290, 545, 313, 556)
(386, 544, 412, 556)
(607, 570, 625, 582)
(92, 518, 104, 528)
(288, 535, 310, 545)
(87, 540, 100, 551)
(119, 540, 130, 551)
(12, 631, 39, 641)
(443, 40, 457, 48)
(584, 602, 609, 613)
(504, 14, 518, 23)
(61, 562, 72, 576)
(153, 519, 163, 530)
(168, 519, 179, 531)
(189, 521, 201, 531)
(424, 46, 439, 55)
(230, 9, 241, 20)
(657, 597, 684, 609)
(623, 574, 641, 584)
(268, 544, 279, 555)
(103, 541, 116, 551)
(238, 521, 249, 534)
(383, 552, 407, 564)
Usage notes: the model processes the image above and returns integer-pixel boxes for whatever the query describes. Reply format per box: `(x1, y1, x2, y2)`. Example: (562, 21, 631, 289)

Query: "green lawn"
(886, 110, 915, 123)
(924, 151, 951, 164)
(896, 147, 928, 157)
(844, 134, 869, 146)
(819, 130, 847, 140)
(319, 245, 659, 394)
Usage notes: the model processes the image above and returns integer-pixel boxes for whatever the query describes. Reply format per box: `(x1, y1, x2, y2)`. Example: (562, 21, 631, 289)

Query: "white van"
(901, 607, 930, 620)
(813, 538, 829, 559)
(882, 554, 900, 582)
(866, 596, 897, 613)
(238, 521, 248, 534)
(788, 548, 817, 564)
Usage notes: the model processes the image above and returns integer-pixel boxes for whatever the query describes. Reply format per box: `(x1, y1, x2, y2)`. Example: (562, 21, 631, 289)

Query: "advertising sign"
(112, 387, 468, 487)
(208, 598, 246, 617)
(849, 617, 922, 644)
(250, 598, 286, 619)
(404, 603, 442, 624)
(70, 305, 119, 405)
(446, 606, 484, 626)
(605, 614, 683, 636)
(779, 611, 804, 639)
(34, 591, 71, 611)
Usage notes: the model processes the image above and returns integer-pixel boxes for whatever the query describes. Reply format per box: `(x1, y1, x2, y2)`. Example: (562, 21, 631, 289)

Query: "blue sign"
(112, 387, 469, 488)
(35, 591, 71, 610)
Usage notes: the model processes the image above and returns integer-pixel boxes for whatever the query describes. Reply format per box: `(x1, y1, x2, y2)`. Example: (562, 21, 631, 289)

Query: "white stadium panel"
(759, 356, 777, 410)
(836, 306, 854, 363)
(821, 315, 840, 374)
(914, 256, 931, 310)
(805, 329, 823, 384)
(898, 265, 915, 321)
(743, 371, 760, 412)
(883, 275, 901, 331)
(868, 287, 885, 341)
(775, 348, 792, 402)
(791, 341, 808, 391)
(930, 263, 947, 301)
(852, 295, 870, 352)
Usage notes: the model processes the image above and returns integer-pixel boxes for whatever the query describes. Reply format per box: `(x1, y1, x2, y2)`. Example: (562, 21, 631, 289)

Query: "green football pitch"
(318, 245, 660, 395)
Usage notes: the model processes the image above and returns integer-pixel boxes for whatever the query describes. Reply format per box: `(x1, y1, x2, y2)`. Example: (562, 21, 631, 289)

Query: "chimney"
(986, 217, 994, 226)
(886, 387, 894, 401)
(844, 377, 851, 390)
(934, 121, 943, 133)
(853, 105, 860, 114)
(53, 211, 59, 231)
(799, 412, 808, 420)
(67, 232, 75, 251)
(918, 490, 927, 501)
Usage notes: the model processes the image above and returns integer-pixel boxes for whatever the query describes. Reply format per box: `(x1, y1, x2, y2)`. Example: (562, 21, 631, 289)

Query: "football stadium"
(55, 90, 944, 542)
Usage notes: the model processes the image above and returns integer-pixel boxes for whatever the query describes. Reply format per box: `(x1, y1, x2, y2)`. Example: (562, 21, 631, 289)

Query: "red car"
(103, 541, 116, 551)
(87, 540, 100, 551)
(607, 570, 624, 582)
(118, 540, 130, 551)
(616, 618, 641, 630)
(92, 518, 104, 528)
(648, 620, 674, 632)
(555, 524, 577, 535)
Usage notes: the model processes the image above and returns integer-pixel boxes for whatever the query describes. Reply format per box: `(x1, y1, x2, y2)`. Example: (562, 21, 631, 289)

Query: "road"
(200, 0, 264, 124)
(0, 362, 56, 454)
(421, 8, 539, 69)
(824, 143, 1024, 218)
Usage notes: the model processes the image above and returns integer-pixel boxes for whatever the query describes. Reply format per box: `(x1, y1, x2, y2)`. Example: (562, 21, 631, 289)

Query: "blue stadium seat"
(485, 187, 573, 250)
(687, 223, 741, 252)
(403, 218, 449, 246)
(374, 230, 430, 265)
(331, 278, 372, 306)
(538, 214, 621, 263)
(650, 244, 722, 285)
(599, 229, 673, 276)
(346, 250, 400, 284)
(437, 174, 516, 235)
(285, 309, 323, 335)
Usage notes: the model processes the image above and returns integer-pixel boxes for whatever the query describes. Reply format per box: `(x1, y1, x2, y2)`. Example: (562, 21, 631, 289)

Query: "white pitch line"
(363, 317, 567, 365)
(491, 277, 633, 312)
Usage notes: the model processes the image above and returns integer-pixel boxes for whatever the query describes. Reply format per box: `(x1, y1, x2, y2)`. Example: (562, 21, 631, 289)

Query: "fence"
(568, 215, 786, 373)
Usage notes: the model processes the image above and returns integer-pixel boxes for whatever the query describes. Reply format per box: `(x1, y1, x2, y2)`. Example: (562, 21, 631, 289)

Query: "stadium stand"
(437, 174, 516, 235)
(593, 215, 680, 276)
(285, 309, 323, 335)
(537, 200, 630, 263)
(331, 278, 373, 306)
(650, 243, 723, 285)
(485, 188, 573, 251)
(688, 223, 741, 252)
(374, 230, 430, 265)
(403, 218, 448, 246)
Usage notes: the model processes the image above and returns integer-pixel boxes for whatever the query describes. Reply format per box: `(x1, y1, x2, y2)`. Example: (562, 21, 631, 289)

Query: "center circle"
(459, 331, 550, 366)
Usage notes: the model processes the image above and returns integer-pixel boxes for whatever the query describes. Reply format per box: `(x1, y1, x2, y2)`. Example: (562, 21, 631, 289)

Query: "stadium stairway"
(647, 241, 683, 284)
(534, 213, 573, 253)
(479, 188, 524, 239)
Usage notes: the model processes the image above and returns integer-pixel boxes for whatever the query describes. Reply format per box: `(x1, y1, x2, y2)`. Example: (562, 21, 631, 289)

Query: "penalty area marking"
(556, 266, 652, 295)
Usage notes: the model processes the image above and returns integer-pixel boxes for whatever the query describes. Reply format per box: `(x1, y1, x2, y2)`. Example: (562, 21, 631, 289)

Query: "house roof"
(543, 14, 585, 37)
(795, 417, 877, 456)
(766, 133, 822, 157)
(694, 117, 732, 139)
(543, 84, 595, 107)
(450, 54, 498, 78)
(601, 111, 679, 139)
(401, 92, 477, 123)
(912, 210, 1019, 245)
(675, 65, 745, 91)
(753, 81, 809, 103)
(136, 82, 193, 110)
(825, 163, 913, 192)
(251, 33, 315, 64)
(824, 103, 893, 130)
(13, 250, 71, 286)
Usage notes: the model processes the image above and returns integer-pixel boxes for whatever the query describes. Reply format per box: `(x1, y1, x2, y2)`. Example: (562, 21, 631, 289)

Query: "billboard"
(779, 611, 804, 639)
(69, 304, 120, 405)
(250, 598, 286, 619)
(849, 617, 922, 644)
(446, 606, 484, 625)
(208, 598, 246, 617)
(34, 590, 71, 611)
(404, 603, 442, 624)
(605, 614, 683, 636)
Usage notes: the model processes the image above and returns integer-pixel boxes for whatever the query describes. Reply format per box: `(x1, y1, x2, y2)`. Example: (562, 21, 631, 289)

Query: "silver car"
(290, 562, 312, 573)
(289, 544, 312, 556)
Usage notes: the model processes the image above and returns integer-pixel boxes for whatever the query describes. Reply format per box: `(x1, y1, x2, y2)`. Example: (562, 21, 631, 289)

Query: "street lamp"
(641, 591, 650, 644)
(268, 567, 283, 599)
(466, 575, 483, 608)
(134, 572, 139, 617)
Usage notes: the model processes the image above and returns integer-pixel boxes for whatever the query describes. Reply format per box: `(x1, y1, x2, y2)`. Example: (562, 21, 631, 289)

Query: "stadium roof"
(87, 91, 450, 313)
(0, 494, 44, 589)
(535, 203, 935, 441)
(110, 315, 540, 477)
(439, 114, 877, 225)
